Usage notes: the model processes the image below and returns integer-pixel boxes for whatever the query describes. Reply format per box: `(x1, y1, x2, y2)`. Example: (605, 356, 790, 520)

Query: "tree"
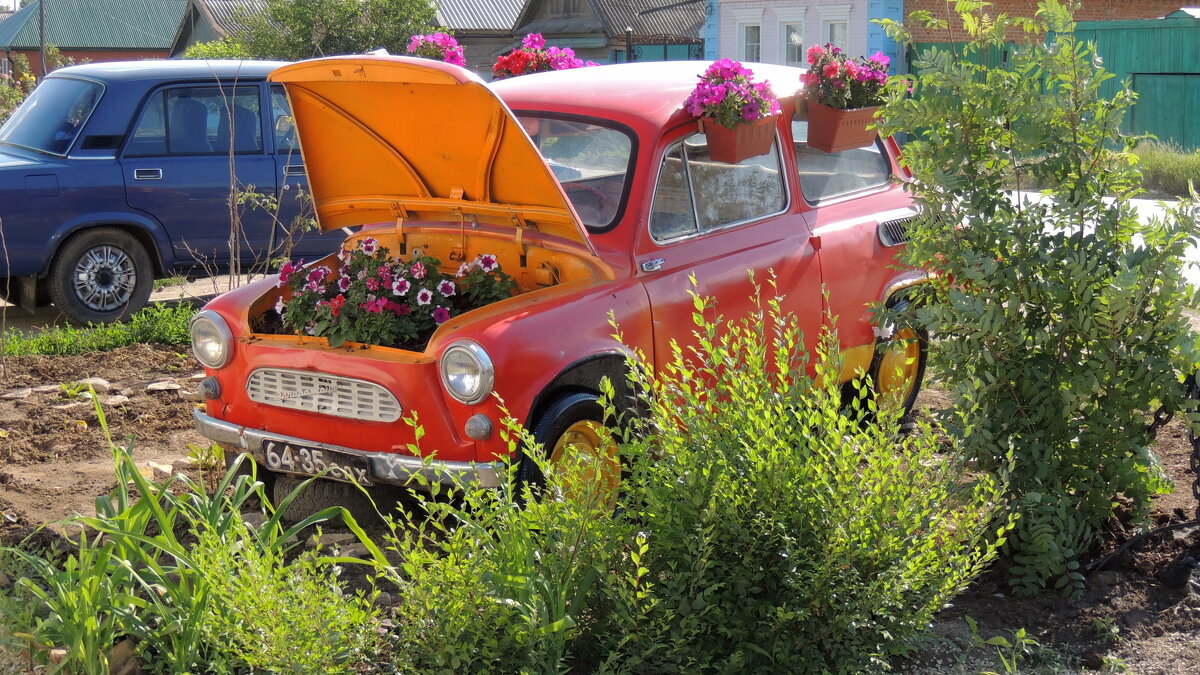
(190, 0, 437, 62)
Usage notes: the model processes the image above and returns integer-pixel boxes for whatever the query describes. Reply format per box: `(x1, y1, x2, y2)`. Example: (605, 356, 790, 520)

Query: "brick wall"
(905, 0, 1185, 42)
(12, 48, 169, 78)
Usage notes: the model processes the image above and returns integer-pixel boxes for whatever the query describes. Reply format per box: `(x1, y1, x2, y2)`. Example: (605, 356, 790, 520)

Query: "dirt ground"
(0, 347, 1198, 673)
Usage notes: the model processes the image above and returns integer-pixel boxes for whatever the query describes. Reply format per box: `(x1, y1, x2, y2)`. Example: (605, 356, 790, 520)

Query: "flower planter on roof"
(700, 115, 777, 164)
(805, 101, 879, 154)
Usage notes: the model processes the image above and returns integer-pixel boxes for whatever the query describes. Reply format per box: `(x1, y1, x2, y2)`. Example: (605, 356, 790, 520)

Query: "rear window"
(517, 115, 633, 231)
(0, 77, 103, 156)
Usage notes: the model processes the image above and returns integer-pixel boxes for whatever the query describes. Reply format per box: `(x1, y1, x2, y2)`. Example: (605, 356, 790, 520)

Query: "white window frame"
(818, 3, 852, 52)
(776, 8, 806, 67)
(729, 7, 763, 61)
(741, 23, 762, 62)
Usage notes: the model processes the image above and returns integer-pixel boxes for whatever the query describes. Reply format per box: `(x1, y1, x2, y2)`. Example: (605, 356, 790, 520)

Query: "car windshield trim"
(511, 111, 637, 234)
(0, 76, 105, 157)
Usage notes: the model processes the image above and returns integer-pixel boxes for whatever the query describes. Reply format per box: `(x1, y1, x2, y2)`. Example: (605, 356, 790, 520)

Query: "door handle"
(134, 168, 162, 180)
(640, 258, 665, 272)
(283, 164, 306, 177)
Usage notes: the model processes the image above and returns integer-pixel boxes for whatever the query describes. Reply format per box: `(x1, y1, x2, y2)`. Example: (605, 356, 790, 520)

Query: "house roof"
(190, 0, 265, 37)
(588, 0, 705, 40)
(0, 0, 186, 50)
(435, 0, 525, 32)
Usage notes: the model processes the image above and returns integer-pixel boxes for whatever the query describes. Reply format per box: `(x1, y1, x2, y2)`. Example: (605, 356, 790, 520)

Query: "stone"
(75, 377, 111, 393)
(50, 402, 86, 411)
(146, 381, 181, 392)
(148, 462, 173, 481)
(78, 391, 94, 401)
(307, 532, 359, 550)
(1091, 570, 1122, 588)
(103, 395, 131, 406)
(109, 638, 141, 675)
(372, 591, 396, 608)
(241, 511, 268, 529)
(49, 648, 68, 664)
(1, 388, 31, 400)
(31, 384, 61, 393)
(189, 372, 207, 380)
(172, 458, 199, 471)
(339, 543, 370, 559)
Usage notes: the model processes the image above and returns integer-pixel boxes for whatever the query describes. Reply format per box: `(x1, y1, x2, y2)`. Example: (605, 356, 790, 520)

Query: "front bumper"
(192, 408, 504, 489)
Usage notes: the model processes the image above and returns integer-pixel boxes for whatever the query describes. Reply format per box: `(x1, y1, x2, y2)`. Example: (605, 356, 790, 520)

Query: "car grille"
(246, 368, 402, 423)
(878, 216, 913, 247)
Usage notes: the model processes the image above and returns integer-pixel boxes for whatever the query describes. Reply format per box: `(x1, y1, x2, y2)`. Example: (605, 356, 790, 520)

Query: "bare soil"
(0, 350, 1197, 673)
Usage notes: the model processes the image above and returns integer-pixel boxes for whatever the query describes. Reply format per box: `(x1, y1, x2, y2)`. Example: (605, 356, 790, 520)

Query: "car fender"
(38, 211, 173, 277)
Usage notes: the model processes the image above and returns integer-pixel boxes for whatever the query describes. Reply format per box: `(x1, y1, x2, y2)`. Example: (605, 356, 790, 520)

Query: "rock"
(31, 384, 61, 393)
(1090, 570, 1122, 588)
(147, 462, 173, 481)
(307, 532, 359, 550)
(188, 371, 207, 380)
(339, 543, 370, 559)
(1156, 555, 1198, 588)
(1, 388, 32, 400)
(48, 648, 68, 664)
(241, 511, 268, 529)
(145, 381, 181, 392)
(75, 377, 111, 393)
(109, 638, 142, 675)
(78, 391, 94, 401)
(172, 458, 199, 471)
(372, 591, 396, 608)
(51, 402, 86, 411)
(103, 395, 131, 406)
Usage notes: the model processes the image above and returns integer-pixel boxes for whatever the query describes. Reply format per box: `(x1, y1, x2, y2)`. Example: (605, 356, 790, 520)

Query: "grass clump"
(1133, 140, 1200, 197)
(2, 303, 193, 356)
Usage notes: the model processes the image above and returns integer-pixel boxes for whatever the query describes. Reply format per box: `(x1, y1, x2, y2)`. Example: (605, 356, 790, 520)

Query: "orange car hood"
(269, 56, 593, 252)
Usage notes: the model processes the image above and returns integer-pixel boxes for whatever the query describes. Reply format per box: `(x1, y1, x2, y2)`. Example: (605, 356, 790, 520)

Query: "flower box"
(700, 115, 777, 164)
(805, 101, 879, 154)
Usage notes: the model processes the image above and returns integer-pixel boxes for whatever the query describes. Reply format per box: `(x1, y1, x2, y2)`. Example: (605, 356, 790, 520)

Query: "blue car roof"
(50, 59, 290, 83)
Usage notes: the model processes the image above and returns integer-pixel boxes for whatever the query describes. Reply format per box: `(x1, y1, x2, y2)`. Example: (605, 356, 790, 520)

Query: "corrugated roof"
(0, 0, 186, 50)
(589, 0, 704, 39)
(195, 0, 265, 36)
(435, 0, 525, 31)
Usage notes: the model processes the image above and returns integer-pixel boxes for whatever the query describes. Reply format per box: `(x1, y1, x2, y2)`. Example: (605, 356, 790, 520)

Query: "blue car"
(0, 59, 340, 323)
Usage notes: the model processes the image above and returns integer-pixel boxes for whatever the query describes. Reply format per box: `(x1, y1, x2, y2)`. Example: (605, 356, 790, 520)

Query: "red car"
(189, 56, 925, 505)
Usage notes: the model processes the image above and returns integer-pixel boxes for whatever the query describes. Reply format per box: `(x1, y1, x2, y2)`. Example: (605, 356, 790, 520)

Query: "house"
(437, 0, 706, 77)
(169, 0, 263, 57)
(0, 0, 186, 77)
(714, 1, 903, 70)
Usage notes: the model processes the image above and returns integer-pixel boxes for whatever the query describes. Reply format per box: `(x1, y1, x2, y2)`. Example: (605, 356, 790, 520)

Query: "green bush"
(2, 303, 193, 356)
(0, 401, 380, 672)
(1134, 140, 1200, 198)
(590, 284, 1008, 673)
(876, 0, 1200, 596)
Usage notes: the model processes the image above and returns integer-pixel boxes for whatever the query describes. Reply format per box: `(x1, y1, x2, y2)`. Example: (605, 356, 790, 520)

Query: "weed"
(2, 303, 193, 356)
(1092, 616, 1120, 645)
(151, 276, 188, 291)
(1133, 141, 1200, 198)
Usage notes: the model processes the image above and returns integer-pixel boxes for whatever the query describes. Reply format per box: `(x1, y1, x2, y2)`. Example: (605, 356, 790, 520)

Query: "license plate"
(262, 440, 373, 486)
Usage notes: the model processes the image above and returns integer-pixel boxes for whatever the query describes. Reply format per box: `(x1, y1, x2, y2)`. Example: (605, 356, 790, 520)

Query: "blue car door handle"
(134, 168, 162, 180)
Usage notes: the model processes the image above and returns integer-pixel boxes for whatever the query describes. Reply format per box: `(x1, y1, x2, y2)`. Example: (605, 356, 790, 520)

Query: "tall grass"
(1, 303, 193, 356)
(1134, 140, 1200, 197)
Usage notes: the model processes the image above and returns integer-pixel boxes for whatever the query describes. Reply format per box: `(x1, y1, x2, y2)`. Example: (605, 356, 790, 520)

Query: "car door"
(636, 125, 824, 375)
(121, 83, 278, 269)
(268, 84, 343, 258)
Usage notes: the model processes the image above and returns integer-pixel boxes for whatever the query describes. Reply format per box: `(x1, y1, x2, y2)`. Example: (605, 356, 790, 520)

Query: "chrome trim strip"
(192, 408, 502, 489)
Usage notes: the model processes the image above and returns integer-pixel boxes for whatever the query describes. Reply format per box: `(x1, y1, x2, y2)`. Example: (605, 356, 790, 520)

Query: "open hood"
(269, 56, 592, 251)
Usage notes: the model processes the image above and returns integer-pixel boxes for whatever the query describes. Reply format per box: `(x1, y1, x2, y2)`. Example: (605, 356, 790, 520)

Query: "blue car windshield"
(0, 77, 103, 156)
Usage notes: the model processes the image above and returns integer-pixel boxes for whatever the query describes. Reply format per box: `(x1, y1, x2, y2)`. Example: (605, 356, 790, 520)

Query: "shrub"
(2, 303, 193, 356)
(1133, 140, 1200, 198)
(587, 284, 1007, 673)
(875, 0, 1200, 596)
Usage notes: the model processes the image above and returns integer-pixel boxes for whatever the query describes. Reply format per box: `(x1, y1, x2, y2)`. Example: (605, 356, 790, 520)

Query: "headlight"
(190, 310, 233, 369)
(439, 341, 494, 405)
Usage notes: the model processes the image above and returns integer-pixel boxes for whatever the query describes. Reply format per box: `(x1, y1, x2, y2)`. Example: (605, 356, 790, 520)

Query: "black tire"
(271, 474, 384, 525)
(48, 227, 153, 324)
(223, 451, 276, 493)
(520, 391, 619, 507)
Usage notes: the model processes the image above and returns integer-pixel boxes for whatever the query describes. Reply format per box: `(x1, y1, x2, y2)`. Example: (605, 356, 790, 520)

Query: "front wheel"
(521, 391, 621, 510)
(869, 324, 927, 419)
(48, 227, 153, 324)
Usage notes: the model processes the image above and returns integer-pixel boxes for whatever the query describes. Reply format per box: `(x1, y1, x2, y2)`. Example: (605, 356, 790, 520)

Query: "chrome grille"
(878, 216, 913, 247)
(246, 368, 402, 422)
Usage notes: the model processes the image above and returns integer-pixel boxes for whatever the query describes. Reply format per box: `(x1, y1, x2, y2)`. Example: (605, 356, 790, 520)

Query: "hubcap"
(877, 327, 921, 410)
(549, 420, 620, 509)
(73, 245, 137, 312)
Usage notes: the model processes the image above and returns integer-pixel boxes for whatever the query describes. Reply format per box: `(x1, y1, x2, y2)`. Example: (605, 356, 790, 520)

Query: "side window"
(650, 133, 786, 242)
(793, 118, 890, 203)
(271, 85, 298, 155)
(126, 85, 262, 157)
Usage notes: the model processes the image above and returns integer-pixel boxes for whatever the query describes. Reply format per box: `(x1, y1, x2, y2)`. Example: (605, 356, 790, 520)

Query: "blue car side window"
(126, 86, 262, 157)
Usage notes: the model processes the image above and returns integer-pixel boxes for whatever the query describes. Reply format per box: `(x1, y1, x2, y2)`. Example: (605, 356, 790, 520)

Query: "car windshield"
(0, 77, 103, 156)
(516, 116, 632, 231)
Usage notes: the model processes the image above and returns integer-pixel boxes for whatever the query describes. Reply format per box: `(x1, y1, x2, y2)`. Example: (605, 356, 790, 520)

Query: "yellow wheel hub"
(549, 420, 620, 510)
(876, 326, 921, 410)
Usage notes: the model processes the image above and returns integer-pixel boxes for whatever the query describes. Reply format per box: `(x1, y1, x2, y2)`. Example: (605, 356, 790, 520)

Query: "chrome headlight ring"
(190, 309, 234, 369)
(439, 340, 495, 405)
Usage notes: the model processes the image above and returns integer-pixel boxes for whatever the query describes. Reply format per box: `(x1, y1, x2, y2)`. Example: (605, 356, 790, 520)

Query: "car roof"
(490, 60, 807, 130)
(48, 59, 289, 83)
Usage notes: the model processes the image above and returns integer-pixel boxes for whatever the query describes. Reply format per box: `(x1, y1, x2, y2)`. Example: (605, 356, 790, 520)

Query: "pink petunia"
(477, 254, 498, 272)
(456, 261, 475, 277)
(410, 262, 427, 279)
(359, 237, 379, 254)
(338, 275, 352, 292)
(437, 279, 456, 297)
(522, 33, 546, 50)
(366, 277, 380, 291)
(807, 44, 824, 65)
(416, 288, 433, 306)
(823, 63, 840, 79)
(392, 278, 411, 296)
(432, 306, 451, 324)
(386, 300, 411, 316)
